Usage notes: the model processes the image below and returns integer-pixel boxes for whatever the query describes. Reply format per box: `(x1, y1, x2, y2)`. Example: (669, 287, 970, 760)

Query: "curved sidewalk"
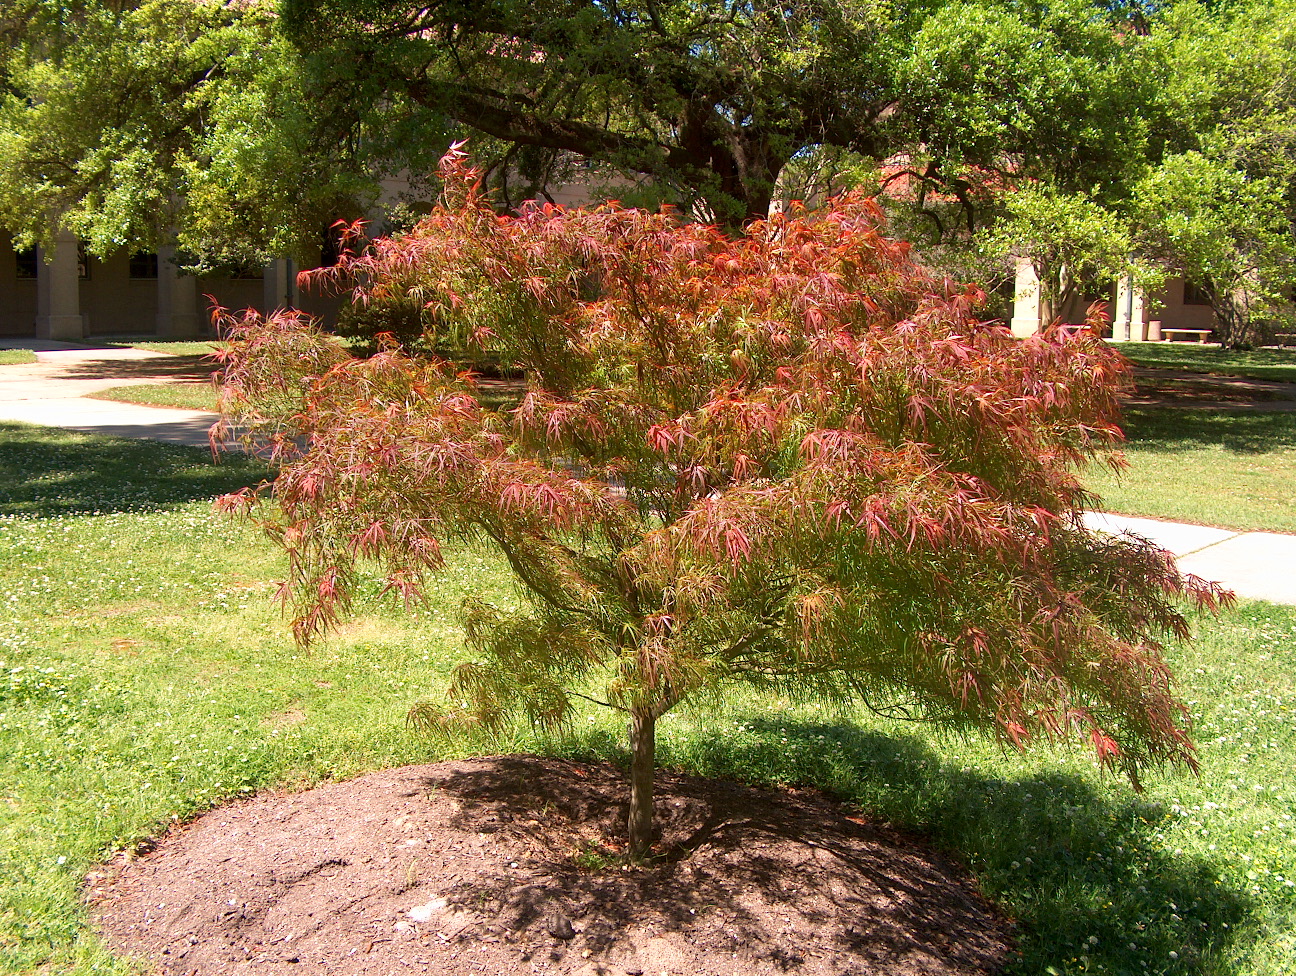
(0, 341, 219, 448)
(0, 341, 1292, 605)
(1082, 512, 1296, 607)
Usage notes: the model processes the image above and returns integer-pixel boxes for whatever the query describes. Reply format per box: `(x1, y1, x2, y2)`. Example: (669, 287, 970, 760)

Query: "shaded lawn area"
(0, 423, 265, 516)
(1086, 408, 1296, 533)
(105, 340, 221, 358)
(1118, 342, 1296, 384)
(91, 379, 521, 415)
(0, 425, 1293, 974)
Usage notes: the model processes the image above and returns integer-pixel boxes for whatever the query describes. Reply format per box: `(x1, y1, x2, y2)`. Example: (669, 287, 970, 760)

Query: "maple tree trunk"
(627, 708, 656, 859)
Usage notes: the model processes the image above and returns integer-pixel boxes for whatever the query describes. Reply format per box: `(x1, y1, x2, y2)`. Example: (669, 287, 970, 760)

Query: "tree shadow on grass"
(0, 423, 270, 517)
(59, 354, 219, 382)
(1121, 346, 1296, 384)
(553, 718, 1251, 975)
(1121, 406, 1296, 454)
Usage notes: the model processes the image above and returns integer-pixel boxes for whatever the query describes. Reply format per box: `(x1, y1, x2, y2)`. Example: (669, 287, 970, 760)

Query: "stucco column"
(35, 231, 84, 340)
(1113, 274, 1146, 342)
(1009, 257, 1041, 338)
(155, 245, 202, 338)
(263, 258, 297, 313)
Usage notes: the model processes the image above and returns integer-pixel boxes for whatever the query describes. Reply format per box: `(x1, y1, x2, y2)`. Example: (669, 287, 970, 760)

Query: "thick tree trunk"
(627, 709, 656, 859)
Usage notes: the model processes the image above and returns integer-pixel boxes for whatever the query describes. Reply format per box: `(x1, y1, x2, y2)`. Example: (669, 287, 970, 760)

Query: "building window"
(1183, 280, 1213, 305)
(14, 241, 93, 279)
(129, 251, 159, 279)
(15, 247, 37, 279)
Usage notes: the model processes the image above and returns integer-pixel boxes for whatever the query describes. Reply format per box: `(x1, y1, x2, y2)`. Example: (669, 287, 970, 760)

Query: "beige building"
(1, 211, 1221, 344)
(1009, 257, 1219, 341)
(0, 229, 339, 341)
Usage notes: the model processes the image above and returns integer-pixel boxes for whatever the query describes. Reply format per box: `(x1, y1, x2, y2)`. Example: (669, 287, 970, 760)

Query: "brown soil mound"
(86, 756, 1014, 976)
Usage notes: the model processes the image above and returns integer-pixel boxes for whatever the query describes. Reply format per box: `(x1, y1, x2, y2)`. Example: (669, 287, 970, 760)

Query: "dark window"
(1183, 280, 1213, 305)
(320, 222, 343, 268)
(15, 241, 92, 278)
(1082, 283, 1115, 305)
(129, 251, 159, 279)
(15, 247, 37, 279)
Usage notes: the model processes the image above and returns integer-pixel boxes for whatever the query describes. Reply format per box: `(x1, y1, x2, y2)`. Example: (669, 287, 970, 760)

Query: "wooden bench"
(1161, 329, 1213, 343)
(1274, 334, 1296, 347)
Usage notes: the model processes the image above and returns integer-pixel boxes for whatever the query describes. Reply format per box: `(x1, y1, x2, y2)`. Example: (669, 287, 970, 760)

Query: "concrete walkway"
(1082, 512, 1296, 606)
(0, 340, 219, 447)
(0, 340, 1293, 605)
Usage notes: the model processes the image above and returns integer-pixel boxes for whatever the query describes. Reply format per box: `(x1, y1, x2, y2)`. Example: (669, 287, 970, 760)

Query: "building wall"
(0, 219, 1229, 343)
(82, 249, 160, 336)
(1012, 259, 1222, 340)
(199, 275, 266, 325)
(0, 232, 38, 336)
(0, 228, 346, 338)
(1151, 278, 1216, 333)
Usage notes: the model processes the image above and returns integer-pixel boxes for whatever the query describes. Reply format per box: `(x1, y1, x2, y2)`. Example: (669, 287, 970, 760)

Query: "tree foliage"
(1128, 0, 1296, 346)
(982, 183, 1137, 324)
(216, 150, 1228, 856)
(1134, 152, 1295, 347)
(0, 0, 241, 253)
(4, 0, 1293, 342)
(0, 0, 447, 264)
(277, 0, 1163, 232)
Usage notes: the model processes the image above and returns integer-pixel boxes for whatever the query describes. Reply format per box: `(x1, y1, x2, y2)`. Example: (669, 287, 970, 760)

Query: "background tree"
(0, 0, 450, 266)
(7, 0, 1292, 342)
(894, 0, 1156, 234)
(981, 183, 1138, 325)
(1133, 153, 1295, 348)
(278, 0, 1162, 233)
(217, 151, 1227, 858)
(1126, 0, 1296, 347)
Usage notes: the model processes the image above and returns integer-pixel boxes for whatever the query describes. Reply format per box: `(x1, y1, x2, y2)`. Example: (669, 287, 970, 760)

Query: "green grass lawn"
(1118, 342, 1296, 384)
(0, 351, 36, 366)
(1, 424, 1295, 975)
(1085, 408, 1296, 533)
(89, 383, 219, 412)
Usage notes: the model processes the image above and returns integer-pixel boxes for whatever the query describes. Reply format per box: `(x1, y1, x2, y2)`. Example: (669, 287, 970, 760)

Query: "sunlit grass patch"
(1085, 408, 1296, 532)
(89, 384, 219, 412)
(0, 351, 36, 366)
(0, 460, 515, 972)
(0, 424, 1294, 974)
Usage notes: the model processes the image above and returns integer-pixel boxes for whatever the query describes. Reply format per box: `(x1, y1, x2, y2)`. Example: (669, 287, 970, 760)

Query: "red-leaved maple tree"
(214, 147, 1229, 858)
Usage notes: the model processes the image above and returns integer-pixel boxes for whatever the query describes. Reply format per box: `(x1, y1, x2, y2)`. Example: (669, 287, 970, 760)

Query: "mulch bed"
(86, 756, 1015, 976)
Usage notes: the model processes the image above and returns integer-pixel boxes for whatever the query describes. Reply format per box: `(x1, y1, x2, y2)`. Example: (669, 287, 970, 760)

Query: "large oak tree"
(279, 0, 1157, 231)
(0, 0, 447, 265)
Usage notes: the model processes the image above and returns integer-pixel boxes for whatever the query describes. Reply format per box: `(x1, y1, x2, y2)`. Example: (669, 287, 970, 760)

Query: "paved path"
(0, 341, 1293, 605)
(1082, 513, 1296, 606)
(0, 340, 218, 447)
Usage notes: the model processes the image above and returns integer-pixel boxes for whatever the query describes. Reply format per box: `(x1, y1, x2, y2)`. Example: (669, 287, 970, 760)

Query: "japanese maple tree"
(215, 147, 1228, 858)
